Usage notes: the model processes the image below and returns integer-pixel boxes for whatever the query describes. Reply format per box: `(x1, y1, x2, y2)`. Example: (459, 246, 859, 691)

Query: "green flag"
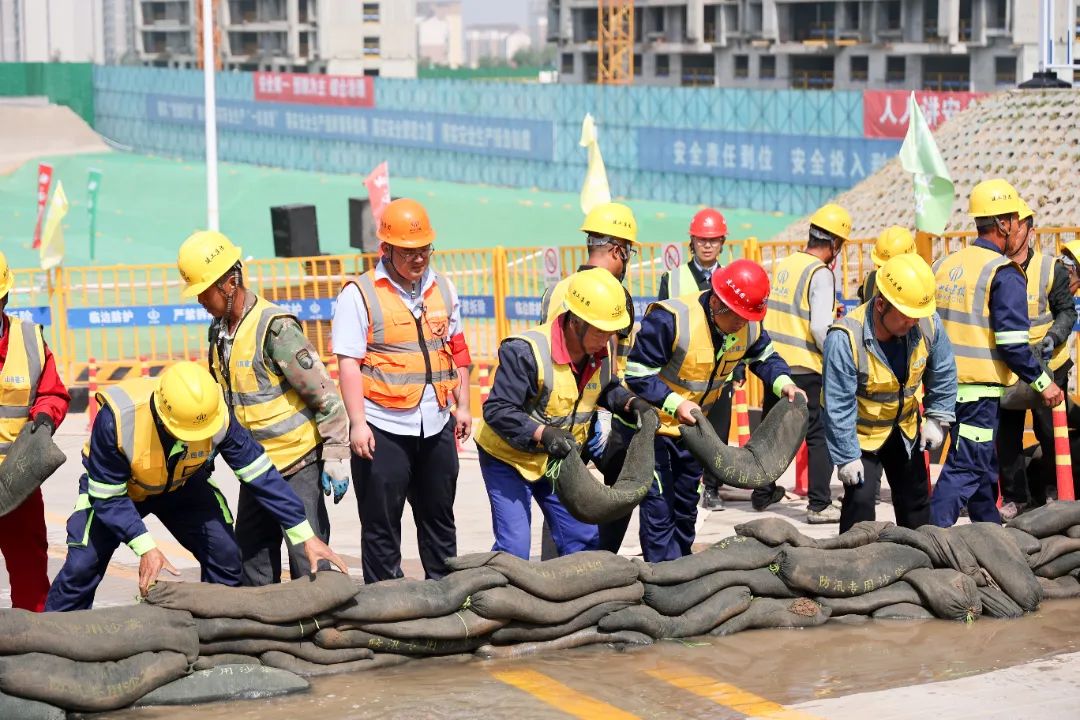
(87, 168, 102, 260)
(898, 93, 954, 234)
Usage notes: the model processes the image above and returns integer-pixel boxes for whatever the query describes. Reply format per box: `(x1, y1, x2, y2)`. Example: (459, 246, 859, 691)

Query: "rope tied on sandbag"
(680, 395, 809, 490)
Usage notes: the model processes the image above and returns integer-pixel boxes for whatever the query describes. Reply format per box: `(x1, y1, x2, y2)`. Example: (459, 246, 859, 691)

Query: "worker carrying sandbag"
(823, 254, 956, 533)
(45, 361, 347, 611)
(623, 259, 805, 562)
(474, 268, 651, 559)
(931, 179, 1065, 528)
(177, 230, 350, 586)
(857, 226, 916, 303)
(0, 250, 71, 612)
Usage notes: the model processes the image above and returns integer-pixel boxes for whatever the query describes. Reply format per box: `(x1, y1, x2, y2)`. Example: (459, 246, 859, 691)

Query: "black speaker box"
(270, 204, 320, 257)
(349, 197, 380, 253)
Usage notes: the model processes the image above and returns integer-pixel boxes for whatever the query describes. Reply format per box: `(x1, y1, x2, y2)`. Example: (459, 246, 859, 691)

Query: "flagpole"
(201, 0, 220, 231)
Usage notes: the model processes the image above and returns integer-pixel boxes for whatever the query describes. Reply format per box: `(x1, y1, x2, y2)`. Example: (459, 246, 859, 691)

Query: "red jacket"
(0, 315, 70, 428)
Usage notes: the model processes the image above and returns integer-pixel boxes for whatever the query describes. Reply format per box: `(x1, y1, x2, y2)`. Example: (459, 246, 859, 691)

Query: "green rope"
(768, 562, 780, 575)
(544, 458, 563, 493)
(460, 594, 472, 611)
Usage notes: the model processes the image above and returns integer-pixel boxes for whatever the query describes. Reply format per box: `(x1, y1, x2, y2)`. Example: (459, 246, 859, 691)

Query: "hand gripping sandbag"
(551, 409, 660, 525)
(680, 395, 809, 490)
(0, 423, 66, 517)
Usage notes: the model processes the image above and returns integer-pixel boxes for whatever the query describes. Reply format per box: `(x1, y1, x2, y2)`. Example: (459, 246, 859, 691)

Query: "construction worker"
(475, 268, 649, 559)
(624, 260, 805, 561)
(657, 207, 738, 511)
(0, 252, 70, 612)
(332, 198, 472, 583)
(1060, 241, 1080, 295)
(857, 226, 916, 302)
(824, 254, 956, 533)
(45, 362, 347, 611)
(178, 231, 350, 586)
(931, 179, 1064, 528)
(757, 203, 852, 523)
(996, 200, 1076, 518)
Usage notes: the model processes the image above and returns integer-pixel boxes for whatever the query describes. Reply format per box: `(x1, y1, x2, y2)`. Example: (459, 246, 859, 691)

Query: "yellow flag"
(579, 113, 611, 215)
(40, 181, 68, 271)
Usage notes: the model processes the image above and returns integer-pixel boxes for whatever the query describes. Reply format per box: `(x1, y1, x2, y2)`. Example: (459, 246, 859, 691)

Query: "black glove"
(30, 413, 54, 436)
(540, 426, 576, 460)
(628, 397, 654, 419)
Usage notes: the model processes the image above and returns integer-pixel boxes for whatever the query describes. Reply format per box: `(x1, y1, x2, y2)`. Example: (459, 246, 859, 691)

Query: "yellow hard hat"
(968, 178, 1021, 218)
(1017, 198, 1034, 223)
(1061, 240, 1080, 268)
(0, 251, 13, 299)
(178, 231, 242, 299)
(153, 361, 228, 442)
(809, 203, 852, 242)
(562, 267, 631, 333)
(580, 202, 638, 244)
(876, 254, 936, 319)
(871, 226, 916, 268)
(378, 198, 436, 248)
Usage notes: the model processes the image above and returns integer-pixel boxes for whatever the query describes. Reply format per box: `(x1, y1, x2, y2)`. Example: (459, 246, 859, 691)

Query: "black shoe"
(752, 485, 785, 512)
(700, 488, 725, 510)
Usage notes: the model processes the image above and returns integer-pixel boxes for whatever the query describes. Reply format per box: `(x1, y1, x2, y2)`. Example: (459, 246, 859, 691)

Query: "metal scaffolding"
(597, 0, 633, 85)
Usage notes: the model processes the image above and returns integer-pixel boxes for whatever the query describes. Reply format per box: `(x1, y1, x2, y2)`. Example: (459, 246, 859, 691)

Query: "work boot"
(752, 486, 785, 511)
(999, 501, 1026, 522)
(806, 504, 841, 524)
(700, 487, 725, 510)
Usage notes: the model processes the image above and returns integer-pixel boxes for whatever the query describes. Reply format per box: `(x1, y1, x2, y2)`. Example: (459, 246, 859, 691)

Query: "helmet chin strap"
(387, 248, 421, 298)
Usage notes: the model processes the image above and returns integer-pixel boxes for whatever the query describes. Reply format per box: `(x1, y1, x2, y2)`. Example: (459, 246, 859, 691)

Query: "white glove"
(920, 418, 947, 452)
(838, 460, 864, 487)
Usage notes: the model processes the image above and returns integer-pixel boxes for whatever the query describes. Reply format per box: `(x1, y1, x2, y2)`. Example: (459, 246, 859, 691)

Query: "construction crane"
(597, 0, 634, 84)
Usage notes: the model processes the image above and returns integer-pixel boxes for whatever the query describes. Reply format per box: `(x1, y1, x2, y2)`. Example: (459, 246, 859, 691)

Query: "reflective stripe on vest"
(350, 270, 459, 410)
(1025, 251, 1069, 371)
(473, 321, 612, 481)
(210, 296, 320, 471)
(933, 245, 1018, 385)
(652, 296, 757, 437)
(94, 379, 229, 502)
(0, 318, 44, 462)
(763, 252, 829, 373)
(667, 263, 701, 299)
(830, 303, 933, 452)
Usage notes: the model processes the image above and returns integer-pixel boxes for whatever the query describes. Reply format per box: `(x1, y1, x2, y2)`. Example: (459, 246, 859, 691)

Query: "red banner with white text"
(863, 90, 987, 139)
(254, 72, 375, 107)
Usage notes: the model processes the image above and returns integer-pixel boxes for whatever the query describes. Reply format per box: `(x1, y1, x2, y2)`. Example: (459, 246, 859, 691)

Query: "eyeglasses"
(692, 237, 725, 247)
(398, 246, 434, 261)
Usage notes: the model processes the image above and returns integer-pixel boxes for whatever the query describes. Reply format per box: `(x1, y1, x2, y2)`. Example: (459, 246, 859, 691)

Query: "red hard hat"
(711, 259, 770, 321)
(689, 208, 728, 239)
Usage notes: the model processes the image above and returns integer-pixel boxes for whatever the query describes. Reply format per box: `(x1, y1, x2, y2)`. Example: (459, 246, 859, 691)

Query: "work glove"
(627, 397, 655, 422)
(838, 460, 864, 487)
(320, 458, 351, 504)
(920, 418, 947, 452)
(30, 413, 55, 436)
(1038, 336, 1056, 361)
(540, 426, 577, 460)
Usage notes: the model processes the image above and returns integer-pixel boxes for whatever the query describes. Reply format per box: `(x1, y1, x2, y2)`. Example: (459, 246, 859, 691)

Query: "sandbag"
(134, 664, 308, 706)
(0, 605, 198, 662)
(1067, 525, 1080, 539)
(193, 616, 325, 643)
(193, 654, 262, 670)
(711, 598, 831, 635)
(1034, 550, 1080, 579)
(643, 568, 796, 616)
(199, 639, 372, 665)
(599, 585, 751, 639)
(0, 651, 189, 713)
(681, 397, 808, 490)
(916, 526, 982, 581)
(777, 544, 930, 597)
(1027, 536, 1080, 569)
(552, 409, 659, 524)
(146, 571, 357, 623)
(0, 423, 66, 517)
(259, 650, 410, 677)
(0, 689, 65, 720)
(816, 522, 894, 550)
(978, 587, 1025, 619)
(877, 526, 939, 560)
(816, 580, 920, 616)
(331, 567, 506, 624)
(1004, 527, 1042, 555)
(903, 568, 981, 622)
(356, 608, 505, 640)
(1037, 575, 1080, 599)
(734, 518, 817, 547)
(954, 523, 1042, 611)
(475, 627, 652, 660)
(1007, 501, 1080, 538)
(488, 600, 634, 646)
(871, 603, 934, 620)
(469, 583, 643, 625)
(636, 536, 780, 585)
(314, 628, 488, 656)
(446, 551, 638, 602)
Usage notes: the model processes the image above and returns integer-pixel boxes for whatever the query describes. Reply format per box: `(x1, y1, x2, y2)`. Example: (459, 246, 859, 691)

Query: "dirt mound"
(0, 101, 109, 174)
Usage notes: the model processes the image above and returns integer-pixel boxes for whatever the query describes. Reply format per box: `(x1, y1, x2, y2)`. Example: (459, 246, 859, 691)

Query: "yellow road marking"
(490, 669, 640, 720)
(646, 667, 822, 720)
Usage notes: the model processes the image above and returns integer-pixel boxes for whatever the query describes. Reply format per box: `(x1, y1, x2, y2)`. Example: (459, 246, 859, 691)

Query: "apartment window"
(363, 3, 379, 23)
(883, 1, 902, 30)
(363, 36, 380, 57)
(365, 68, 380, 77)
(760, 55, 776, 79)
(994, 56, 1017, 85)
(561, 53, 574, 74)
(850, 55, 868, 81)
(734, 54, 749, 79)
(886, 56, 905, 84)
(655, 54, 670, 77)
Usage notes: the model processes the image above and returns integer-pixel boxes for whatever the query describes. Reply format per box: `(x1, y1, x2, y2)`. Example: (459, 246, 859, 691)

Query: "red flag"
(363, 162, 391, 226)
(32, 163, 53, 249)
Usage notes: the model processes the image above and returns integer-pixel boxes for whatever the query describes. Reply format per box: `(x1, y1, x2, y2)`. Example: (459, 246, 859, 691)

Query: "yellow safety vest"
(0, 317, 46, 462)
(764, 251, 831, 373)
(934, 245, 1021, 386)
(650, 295, 760, 437)
(474, 321, 612, 481)
(829, 303, 934, 452)
(210, 296, 321, 472)
(90, 378, 230, 502)
(540, 272, 633, 374)
(1025, 250, 1068, 371)
(664, 263, 702, 299)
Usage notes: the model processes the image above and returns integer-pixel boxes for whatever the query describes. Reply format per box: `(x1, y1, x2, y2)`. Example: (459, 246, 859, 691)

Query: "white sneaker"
(807, 504, 841, 524)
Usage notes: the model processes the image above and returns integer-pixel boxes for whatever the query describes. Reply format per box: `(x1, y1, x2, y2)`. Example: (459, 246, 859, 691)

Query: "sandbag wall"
(4, 502, 1080, 714)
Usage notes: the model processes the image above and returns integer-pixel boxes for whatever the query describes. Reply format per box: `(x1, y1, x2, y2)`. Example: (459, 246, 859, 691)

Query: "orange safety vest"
(347, 269, 460, 410)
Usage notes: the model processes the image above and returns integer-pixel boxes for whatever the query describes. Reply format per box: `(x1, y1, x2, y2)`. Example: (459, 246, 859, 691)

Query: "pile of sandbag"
(1004, 502, 1080, 600)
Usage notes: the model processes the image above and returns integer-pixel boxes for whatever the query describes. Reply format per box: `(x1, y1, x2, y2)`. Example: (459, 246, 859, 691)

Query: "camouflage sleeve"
(265, 316, 350, 461)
